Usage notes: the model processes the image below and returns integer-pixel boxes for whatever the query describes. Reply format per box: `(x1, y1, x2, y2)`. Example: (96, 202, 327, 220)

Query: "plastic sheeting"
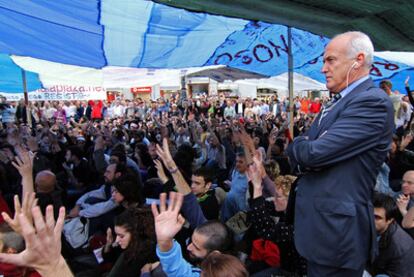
(0, 0, 412, 93)
(0, 54, 41, 93)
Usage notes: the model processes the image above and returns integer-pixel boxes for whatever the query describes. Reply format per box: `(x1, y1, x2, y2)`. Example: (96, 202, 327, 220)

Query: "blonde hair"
(264, 160, 280, 181)
(275, 175, 297, 198)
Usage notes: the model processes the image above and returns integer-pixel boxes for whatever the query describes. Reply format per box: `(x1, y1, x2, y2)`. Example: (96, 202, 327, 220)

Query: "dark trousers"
(307, 261, 364, 277)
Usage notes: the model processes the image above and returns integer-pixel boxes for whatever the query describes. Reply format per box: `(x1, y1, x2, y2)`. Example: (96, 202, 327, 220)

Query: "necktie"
(318, 94, 342, 126)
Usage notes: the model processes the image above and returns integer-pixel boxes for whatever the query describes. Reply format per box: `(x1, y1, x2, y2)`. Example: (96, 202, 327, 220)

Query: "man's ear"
(205, 182, 212, 190)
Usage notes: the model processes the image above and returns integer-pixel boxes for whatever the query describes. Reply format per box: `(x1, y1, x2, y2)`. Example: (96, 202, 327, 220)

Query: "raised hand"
(397, 194, 410, 216)
(247, 154, 265, 199)
(405, 76, 410, 87)
(247, 156, 263, 189)
(26, 136, 39, 152)
(268, 127, 279, 145)
(400, 134, 413, 151)
(2, 193, 37, 235)
(12, 151, 35, 178)
(154, 159, 169, 184)
(156, 138, 176, 171)
(0, 205, 71, 277)
(151, 192, 185, 252)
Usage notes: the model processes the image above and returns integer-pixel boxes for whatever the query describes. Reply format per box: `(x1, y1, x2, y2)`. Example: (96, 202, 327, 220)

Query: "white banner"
(1, 85, 107, 101)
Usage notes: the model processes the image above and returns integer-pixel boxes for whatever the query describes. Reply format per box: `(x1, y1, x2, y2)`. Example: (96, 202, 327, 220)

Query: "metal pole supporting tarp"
(288, 27, 294, 138)
(21, 69, 32, 126)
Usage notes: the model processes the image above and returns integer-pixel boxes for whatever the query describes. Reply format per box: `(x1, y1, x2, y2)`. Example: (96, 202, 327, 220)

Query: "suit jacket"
(287, 78, 394, 270)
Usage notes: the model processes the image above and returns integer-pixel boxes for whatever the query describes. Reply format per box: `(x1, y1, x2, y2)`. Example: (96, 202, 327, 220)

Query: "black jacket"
(368, 222, 414, 277)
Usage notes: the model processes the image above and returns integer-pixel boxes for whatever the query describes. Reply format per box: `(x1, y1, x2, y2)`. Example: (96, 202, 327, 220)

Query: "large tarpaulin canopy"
(0, 0, 413, 93)
(153, 0, 414, 51)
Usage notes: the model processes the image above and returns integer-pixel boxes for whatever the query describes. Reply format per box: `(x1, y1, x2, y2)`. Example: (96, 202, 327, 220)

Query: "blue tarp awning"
(0, 0, 412, 93)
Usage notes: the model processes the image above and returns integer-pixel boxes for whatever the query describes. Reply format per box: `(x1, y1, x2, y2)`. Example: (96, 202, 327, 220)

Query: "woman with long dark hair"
(103, 207, 158, 277)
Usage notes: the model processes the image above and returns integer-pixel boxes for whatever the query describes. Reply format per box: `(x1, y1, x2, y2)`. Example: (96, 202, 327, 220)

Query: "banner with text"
(1, 85, 106, 101)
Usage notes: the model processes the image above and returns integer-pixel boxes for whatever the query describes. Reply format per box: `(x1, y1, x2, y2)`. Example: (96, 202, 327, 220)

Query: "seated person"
(200, 252, 248, 277)
(396, 170, 414, 237)
(190, 167, 220, 220)
(396, 170, 414, 216)
(34, 170, 64, 218)
(221, 153, 249, 222)
(367, 192, 414, 277)
(63, 146, 92, 191)
(101, 208, 158, 277)
(152, 192, 233, 277)
(158, 164, 220, 221)
(248, 173, 306, 275)
(67, 163, 126, 219)
(93, 141, 142, 186)
(88, 174, 144, 236)
(0, 223, 37, 277)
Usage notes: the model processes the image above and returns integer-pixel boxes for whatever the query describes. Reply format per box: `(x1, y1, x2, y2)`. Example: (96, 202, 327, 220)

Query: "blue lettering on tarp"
(205, 21, 328, 76)
(295, 53, 409, 83)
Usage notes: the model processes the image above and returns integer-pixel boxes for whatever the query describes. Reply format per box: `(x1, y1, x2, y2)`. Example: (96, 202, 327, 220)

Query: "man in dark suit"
(287, 31, 394, 276)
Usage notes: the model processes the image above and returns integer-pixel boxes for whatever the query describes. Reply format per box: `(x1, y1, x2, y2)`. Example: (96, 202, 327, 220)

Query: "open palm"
(151, 192, 185, 242)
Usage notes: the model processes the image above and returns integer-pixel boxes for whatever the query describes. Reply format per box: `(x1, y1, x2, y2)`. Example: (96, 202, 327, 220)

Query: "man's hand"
(151, 192, 185, 252)
(68, 205, 80, 218)
(141, 261, 160, 274)
(154, 159, 169, 184)
(12, 151, 35, 178)
(2, 193, 37, 235)
(62, 162, 72, 172)
(397, 194, 410, 216)
(0, 205, 71, 277)
(268, 128, 278, 145)
(405, 76, 410, 87)
(400, 134, 413, 151)
(156, 138, 177, 172)
(247, 153, 265, 198)
(26, 136, 39, 152)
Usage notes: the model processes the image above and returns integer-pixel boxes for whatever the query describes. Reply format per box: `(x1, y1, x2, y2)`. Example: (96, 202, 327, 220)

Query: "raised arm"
(12, 150, 35, 196)
(0, 205, 72, 277)
(156, 138, 191, 195)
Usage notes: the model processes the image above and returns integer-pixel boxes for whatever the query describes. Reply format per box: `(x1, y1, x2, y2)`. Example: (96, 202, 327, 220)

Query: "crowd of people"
(0, 31, 412, 277)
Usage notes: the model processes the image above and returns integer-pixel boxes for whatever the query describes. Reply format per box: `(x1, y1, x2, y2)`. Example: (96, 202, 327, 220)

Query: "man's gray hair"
(337, 31, 374, 67)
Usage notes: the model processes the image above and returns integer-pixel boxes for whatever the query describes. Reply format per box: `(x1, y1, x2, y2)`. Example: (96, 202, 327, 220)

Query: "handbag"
(225, 211, 250, 235)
